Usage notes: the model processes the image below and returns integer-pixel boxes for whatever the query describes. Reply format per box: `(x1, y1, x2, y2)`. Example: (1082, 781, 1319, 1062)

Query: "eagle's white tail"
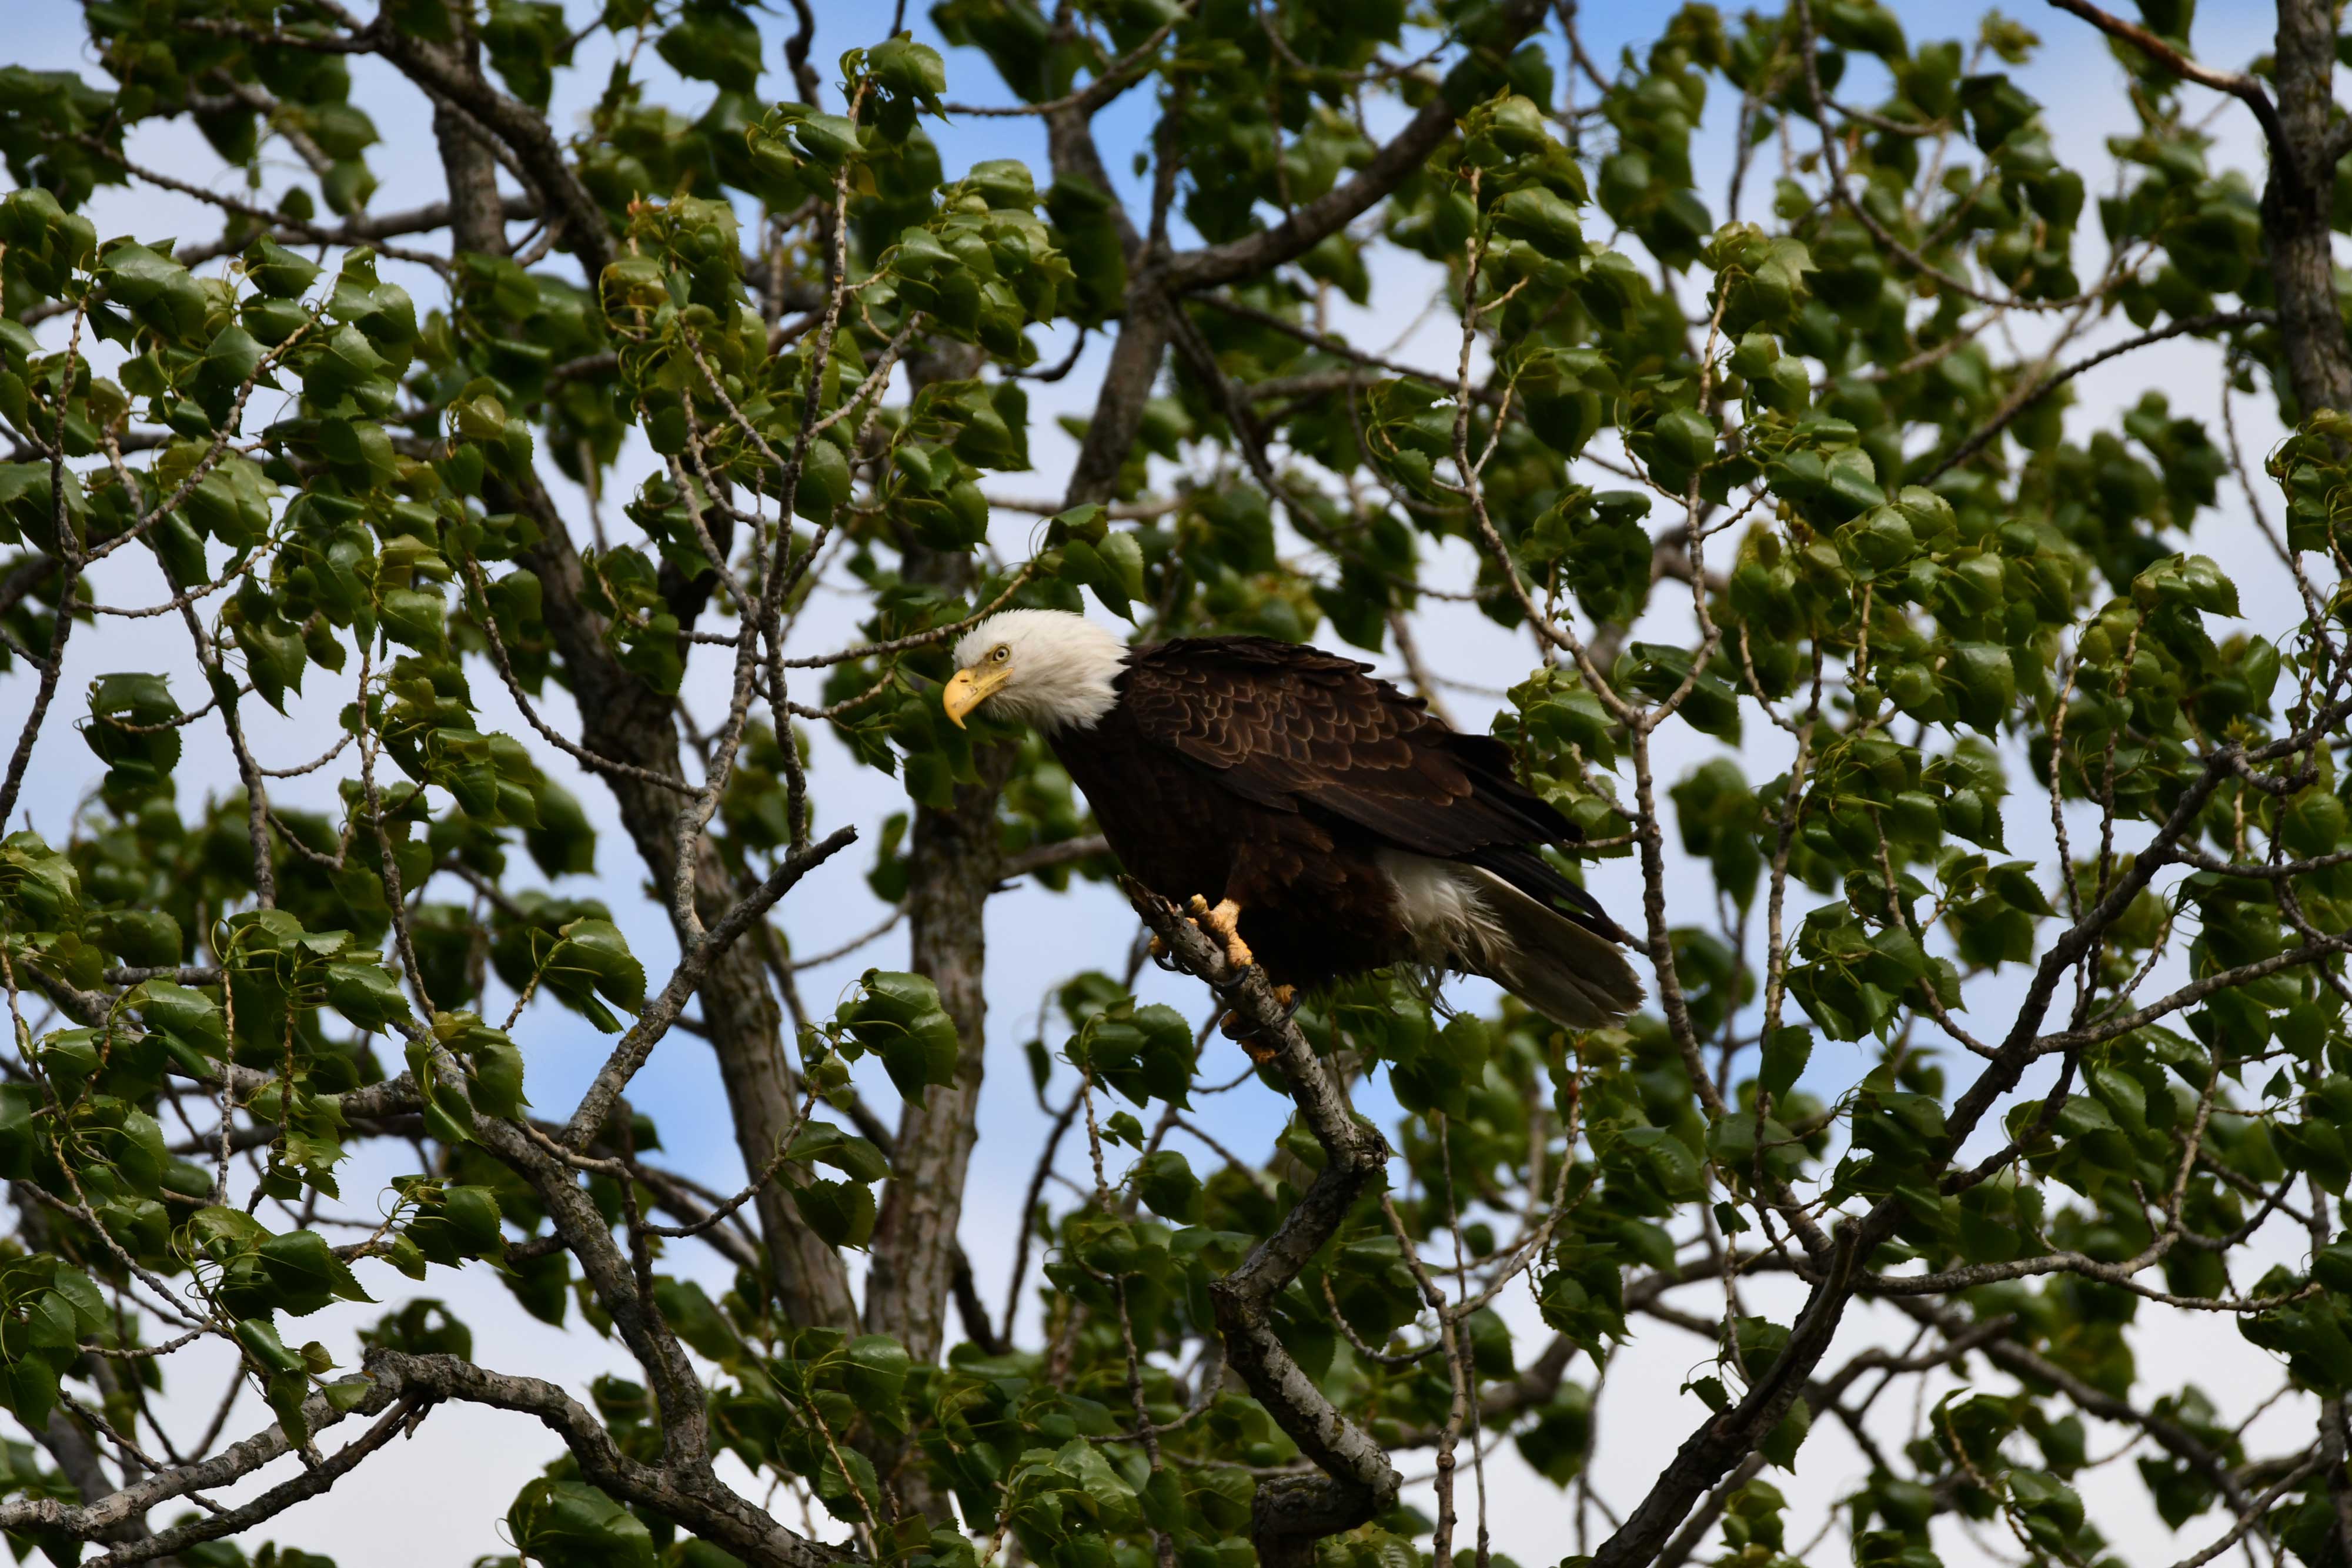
(1379, 852, 1645, 1029)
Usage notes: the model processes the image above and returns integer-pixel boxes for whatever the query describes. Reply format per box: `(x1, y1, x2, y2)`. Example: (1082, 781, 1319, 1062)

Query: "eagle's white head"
(942, 609, 1128, 733)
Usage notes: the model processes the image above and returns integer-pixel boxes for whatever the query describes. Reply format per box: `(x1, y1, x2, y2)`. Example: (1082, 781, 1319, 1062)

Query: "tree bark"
(368, 25, 614, 280)
(430, 22, 853, 1333)
(866, 337, 1008, 1366)
(1129, 888, 1401, 1563)
(429, 11, 510, 263)
(2265, 0, 2352, 418)
(1065, 283, 1174, 509)
(864, 276, 1180, 1360)
(433, 106, 509, 260)
(861, 739, 1015, 1362)
(506, 476, 858, 1333)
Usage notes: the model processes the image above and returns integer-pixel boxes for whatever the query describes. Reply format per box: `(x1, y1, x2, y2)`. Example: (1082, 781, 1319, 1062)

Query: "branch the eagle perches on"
(1122, 879, 1401, 1564)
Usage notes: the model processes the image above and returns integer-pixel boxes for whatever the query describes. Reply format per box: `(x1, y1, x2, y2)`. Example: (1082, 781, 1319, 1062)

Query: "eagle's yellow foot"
(1187, 895, 1254, 970)
(1221, 1011, 1279, 1064)
(1271, 984, 1297, 1011)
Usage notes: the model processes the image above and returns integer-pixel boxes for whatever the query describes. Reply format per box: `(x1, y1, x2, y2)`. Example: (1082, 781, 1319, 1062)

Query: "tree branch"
(1167, 0, 1549, 293)
(1128, 881, 1399, 1564)
(2042, 0, 2285, 153)
(365, 1352, 849, 1568)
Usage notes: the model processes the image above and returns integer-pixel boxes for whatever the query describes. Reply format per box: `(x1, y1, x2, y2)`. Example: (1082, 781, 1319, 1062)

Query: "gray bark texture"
(512, 474, 861, 1333)
(428, 5, 509, 264)
(2265, 0, 2352, 420)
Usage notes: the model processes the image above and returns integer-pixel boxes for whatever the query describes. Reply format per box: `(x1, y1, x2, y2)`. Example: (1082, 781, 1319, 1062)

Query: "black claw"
(1214, 986, 1300, 1044)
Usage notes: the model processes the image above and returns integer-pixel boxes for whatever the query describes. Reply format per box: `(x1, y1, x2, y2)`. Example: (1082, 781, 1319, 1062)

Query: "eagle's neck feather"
(958, 610, 1128, 733)
(1025, 646, 1125, 732)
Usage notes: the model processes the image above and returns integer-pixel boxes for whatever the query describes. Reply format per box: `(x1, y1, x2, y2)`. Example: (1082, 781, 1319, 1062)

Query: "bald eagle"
(940, 609, 1644, 1028)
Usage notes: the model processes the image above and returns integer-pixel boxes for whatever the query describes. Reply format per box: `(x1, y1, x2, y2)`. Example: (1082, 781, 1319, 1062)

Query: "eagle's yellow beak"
(942, 664, 1009, 728)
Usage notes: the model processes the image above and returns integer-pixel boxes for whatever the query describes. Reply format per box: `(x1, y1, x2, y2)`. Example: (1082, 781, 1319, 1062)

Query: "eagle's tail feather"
(1468, 869, 1646, 1029)
(1378, 850, 1645, 1029)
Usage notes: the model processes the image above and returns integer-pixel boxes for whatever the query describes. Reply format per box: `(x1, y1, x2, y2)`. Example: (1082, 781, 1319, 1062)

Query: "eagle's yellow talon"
(1220, 1011, 1279, 1064)
(1200, 897, 1253, 969)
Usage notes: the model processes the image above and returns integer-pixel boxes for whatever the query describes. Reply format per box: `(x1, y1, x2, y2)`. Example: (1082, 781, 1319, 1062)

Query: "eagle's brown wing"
(1120, 636, 1618, 932)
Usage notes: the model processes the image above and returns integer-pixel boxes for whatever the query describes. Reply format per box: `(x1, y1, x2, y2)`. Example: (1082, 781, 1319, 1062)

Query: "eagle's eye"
(989, 645, 1011, 664)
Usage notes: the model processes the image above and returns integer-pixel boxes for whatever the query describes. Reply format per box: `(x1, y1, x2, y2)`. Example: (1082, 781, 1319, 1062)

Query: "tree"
(5, 0, 2352, 1563)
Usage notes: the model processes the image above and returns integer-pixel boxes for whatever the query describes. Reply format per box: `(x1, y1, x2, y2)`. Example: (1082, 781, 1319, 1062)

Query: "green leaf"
(8, 1357, 58, 1429)
(323, 959, 412, 1032)
(1057, 531, 1145, 621)
(259, 1228, 372, 1316)
(541, 918, 646, 1032)
(788, 1121, 891, 1182)
(98, 243, 206, 340)
(507, 1477, 660, 1568)
(1490, 186, 1585, 259)
(235, 1316, 306, 1375)
(51, 1269, 105, 1335)
(792, 112, 866, 166)
(1652, 406, 1716, 469)
(791, 1176, 878, 1249)
(406, 1183, 505, 1264)
(138, 980, 226, 1060)
(1943, 643, 2018, 731)
(245, 238, 322, 299)
(232, 613, 306, 711)
(194, 325, 271, 423)
(841, 969, 960, 1102)
(868, 36, 948, 106)
(1054, 1437, 1142, 1529)
(327, 250, 417, 358)
(651, 1276, 737, 1360)
(379, 586, 447, 651)
(844, 1333, 911, 1435)
(1132, 1149, 1203, 1222)
(1760, 1395, 1812, 1469)
(1758, 1026, 1810, 1100)
(465, 1030, 527, 1121)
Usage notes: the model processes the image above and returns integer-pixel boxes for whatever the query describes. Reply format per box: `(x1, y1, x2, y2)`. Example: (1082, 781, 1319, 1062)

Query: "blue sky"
(1, 1, 2323, 1563)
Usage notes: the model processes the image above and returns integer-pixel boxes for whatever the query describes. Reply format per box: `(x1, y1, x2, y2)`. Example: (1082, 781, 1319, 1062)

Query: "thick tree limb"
(496, 464, 858, 1333)
(1128, 881, 1400, 1565)
(2040, 0, 2352, 416)
(472, 1111, 718, 1472)
(861, 741, 1014, 1366)
(2042, 1, 2284, 149)
(1924, 309, 2271, 480)
(2263, 0, 2352, 417)
(366, 1352, 849, 1568)
(320, 0, 616, 280)
(0, 1378, 395, 1538)
(88, 1396, 422, 1567)
(424, 11, 514, 263)
(863, 340, 1015, 1392)
(1166, 0, 1549, 293)
(1588, 1226, 1861, 1568)
(564, 825, 858, 1145)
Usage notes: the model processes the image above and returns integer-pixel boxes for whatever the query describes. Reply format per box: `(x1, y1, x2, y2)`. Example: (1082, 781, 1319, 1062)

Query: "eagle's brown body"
(1044, 636, 1635, 1014)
